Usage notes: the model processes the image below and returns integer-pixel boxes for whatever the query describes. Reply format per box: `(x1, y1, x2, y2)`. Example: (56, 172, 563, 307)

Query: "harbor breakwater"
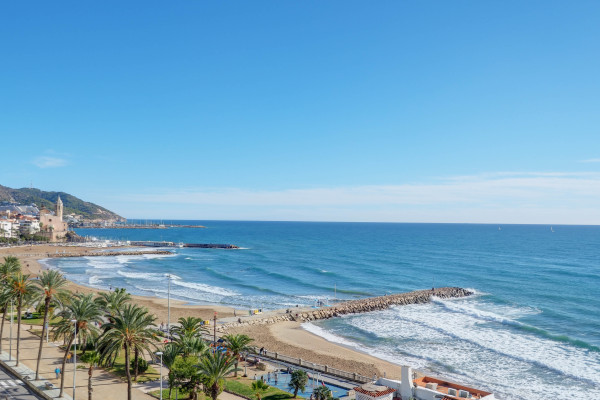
(46, 250, 173, 258)
(218, 287, 472, 332)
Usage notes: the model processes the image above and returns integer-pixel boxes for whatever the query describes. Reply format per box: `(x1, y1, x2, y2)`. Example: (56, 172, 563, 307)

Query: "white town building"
(373, 366, 494, 400)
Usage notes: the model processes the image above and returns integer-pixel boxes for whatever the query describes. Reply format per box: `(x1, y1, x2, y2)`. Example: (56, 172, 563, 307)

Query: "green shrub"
(130, 358, 149, 374)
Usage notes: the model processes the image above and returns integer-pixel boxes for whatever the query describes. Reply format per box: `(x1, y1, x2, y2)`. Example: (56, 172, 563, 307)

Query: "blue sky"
(1, 1, 600, 223)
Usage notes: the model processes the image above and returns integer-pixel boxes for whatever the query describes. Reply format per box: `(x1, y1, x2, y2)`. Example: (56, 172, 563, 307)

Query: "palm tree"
(176, 335, 208, 358)
(98, 304, 157, 400)
(9, 272, 35, 366)
(312, 386, 333, 400)
(172, 316, 208, 339)
(288, 369, 308, 398)
(222, 334, 253, 377)
(80, 350, 100, 400)
(33, 269, 69, 380)
(95, 288, 131, 318)
(0, 256, 21, 352)
(251, 379, 269, 400)
(197, 351, 238, 400)
(53, 294, 103, 398)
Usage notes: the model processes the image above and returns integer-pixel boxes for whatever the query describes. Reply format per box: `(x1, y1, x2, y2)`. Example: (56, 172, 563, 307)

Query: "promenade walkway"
(0, 323, 247, 400)
(0, 325, 154, 399)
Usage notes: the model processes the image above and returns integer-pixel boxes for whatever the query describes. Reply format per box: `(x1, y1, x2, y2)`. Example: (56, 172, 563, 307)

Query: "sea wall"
(218, 287, 472, 332)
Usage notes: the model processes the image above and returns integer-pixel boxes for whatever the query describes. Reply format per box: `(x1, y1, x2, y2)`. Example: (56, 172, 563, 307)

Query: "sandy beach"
(1, 243, 406, 380)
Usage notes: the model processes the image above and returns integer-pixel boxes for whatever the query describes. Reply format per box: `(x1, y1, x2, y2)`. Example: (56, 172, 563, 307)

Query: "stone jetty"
(46, 250, 174, 258)
(218, 287, 472, 332)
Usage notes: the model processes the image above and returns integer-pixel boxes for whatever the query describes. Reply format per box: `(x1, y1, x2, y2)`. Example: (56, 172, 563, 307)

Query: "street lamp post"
(156, 351, 163, 400)
(167, 274, 171, 341)
(71, 319, 77, 400)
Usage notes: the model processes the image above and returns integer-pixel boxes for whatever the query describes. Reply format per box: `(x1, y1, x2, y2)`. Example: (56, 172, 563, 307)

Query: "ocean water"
(41, 221, 600, 399)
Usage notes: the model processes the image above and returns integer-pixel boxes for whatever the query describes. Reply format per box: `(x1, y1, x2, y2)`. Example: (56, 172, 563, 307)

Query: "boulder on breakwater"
(217, 287, 472, 332)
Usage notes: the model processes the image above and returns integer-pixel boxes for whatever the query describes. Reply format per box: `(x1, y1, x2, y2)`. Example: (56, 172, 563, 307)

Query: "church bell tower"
(56, 196, 63, 221)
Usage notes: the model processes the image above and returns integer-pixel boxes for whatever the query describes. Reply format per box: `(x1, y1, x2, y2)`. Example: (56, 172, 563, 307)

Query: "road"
(0, 365, 43, 400)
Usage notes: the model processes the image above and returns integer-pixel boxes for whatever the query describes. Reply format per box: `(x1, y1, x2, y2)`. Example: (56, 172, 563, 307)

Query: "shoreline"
(2, 244, 237, 321)
(2, 243, 427, 380)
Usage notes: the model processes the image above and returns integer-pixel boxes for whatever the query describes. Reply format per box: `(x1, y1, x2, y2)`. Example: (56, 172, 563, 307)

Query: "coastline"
(228, 321, 406, 380)
(2, 244, 236, 322)
(2, 243, 411, 380)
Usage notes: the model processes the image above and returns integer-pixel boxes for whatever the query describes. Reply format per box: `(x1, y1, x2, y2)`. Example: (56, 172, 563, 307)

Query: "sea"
(40, 221, 600, 399)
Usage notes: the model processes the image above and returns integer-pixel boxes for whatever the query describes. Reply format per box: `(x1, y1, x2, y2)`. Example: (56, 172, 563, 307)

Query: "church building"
(39, 196, 69, 242)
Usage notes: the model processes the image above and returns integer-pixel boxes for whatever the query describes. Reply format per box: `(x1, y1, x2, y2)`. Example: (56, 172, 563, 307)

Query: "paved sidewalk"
(0, 325, 155, 399)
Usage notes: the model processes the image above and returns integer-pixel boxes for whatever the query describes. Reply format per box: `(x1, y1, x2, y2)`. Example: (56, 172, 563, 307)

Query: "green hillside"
(0, 185, 124, 221)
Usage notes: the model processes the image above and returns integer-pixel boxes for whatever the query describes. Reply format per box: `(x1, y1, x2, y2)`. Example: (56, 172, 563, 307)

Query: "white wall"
(375, 378, 402, 392)
(414, 387, 442, 400)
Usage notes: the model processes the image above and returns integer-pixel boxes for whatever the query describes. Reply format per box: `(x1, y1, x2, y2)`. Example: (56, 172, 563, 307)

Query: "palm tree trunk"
(59, 334, 75, 398)
(124, 344, 132, 400)
(134, 347, 139, 381)
(16, 295, 22, 366)
(35, 296, 51, 380)
(234, 357, 239, 377)
(0, 304, 7, 353)
(88, 365, 93, 400)
(211, 383, 219, 400)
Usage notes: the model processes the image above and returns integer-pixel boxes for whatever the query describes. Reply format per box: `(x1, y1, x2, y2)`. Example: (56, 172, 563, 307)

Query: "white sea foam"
(117, 270, 166, 281)
(171, 279, 238, 296)
(89, 275, 103, 286)
(142, 253, 176, 260)
(133, 285, 233, 304)
(302, 323, 361, 348)
(333, 299, 600, 400)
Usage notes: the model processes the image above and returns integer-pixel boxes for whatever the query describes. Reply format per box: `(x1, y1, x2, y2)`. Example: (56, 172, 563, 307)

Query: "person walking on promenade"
(55, 367, 60, 379)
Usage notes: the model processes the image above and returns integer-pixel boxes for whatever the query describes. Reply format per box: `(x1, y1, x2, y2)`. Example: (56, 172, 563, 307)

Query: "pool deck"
(259, 358, 360, 400)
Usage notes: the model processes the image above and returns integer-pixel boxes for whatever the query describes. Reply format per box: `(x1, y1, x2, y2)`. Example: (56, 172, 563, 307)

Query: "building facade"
(39, 196, 69, 242)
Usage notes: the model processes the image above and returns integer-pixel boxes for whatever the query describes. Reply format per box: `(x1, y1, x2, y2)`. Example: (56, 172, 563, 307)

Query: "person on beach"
(55, 367, 60, 379)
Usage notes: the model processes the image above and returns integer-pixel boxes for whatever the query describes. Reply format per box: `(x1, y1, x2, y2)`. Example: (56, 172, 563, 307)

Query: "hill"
(0, 185, 124, 221)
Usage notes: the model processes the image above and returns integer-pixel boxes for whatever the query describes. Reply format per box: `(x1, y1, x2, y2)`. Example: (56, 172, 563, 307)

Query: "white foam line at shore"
(301, 322, 425, 371)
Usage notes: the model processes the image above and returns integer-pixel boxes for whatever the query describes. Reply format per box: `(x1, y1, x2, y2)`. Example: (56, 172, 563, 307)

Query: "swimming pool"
(259, 371, 349, 398)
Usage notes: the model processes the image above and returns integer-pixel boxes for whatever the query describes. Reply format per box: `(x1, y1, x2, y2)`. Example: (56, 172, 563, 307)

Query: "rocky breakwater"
(47, 250, 174, 258)
(218, 287, 472, 332)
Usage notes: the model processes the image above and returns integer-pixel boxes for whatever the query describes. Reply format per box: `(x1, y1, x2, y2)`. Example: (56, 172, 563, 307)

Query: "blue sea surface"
(41, 222, 600, 399)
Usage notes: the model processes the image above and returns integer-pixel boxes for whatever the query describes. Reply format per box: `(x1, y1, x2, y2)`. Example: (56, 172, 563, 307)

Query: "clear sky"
(1, 1, 600, 223)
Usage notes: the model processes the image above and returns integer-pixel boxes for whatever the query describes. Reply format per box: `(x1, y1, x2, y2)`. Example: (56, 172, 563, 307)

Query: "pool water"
(260, 372, 349, 398)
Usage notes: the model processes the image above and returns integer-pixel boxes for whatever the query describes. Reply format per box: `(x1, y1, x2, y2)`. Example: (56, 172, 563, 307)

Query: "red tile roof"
(353, 385, 396, 397)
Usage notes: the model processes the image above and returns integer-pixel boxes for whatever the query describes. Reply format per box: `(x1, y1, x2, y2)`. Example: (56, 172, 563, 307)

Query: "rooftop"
(414, 376, 492, 400)
(354, 383, 396, 397)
